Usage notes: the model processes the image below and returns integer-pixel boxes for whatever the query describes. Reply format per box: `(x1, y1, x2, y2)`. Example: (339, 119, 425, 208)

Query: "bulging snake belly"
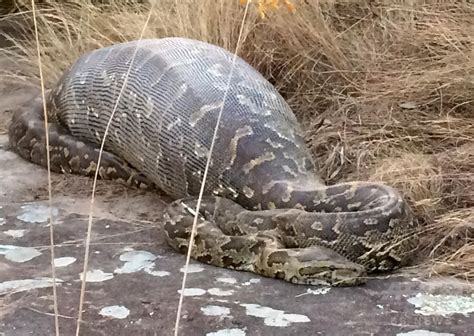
(8, 38, 420, 286)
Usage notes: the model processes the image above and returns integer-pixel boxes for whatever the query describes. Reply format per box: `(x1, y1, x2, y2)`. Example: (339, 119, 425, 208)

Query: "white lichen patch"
(115, 250, 169, 277)
(0, 206, 5, 226)
(80, 269, 114, 282)
(16, 204, 58, 224)
(242, 278, 260, 286)
(180, 264, 204, 273)
(99, 305, 130, 319)
(216, 277, 237, 285)
(240, 303, 310, 327)
(115, 250, 157, 274)
(54, 257, 76, 268)
(208, 288, 235, 296)
(407, 293, 474, 317)
(178, 288, 206, 296)
(206, 328, 246, 336)
(120, 250, 156, 261)
(200, 305, 231, 317)
(0, 277, 63, 295)
(295, 287, 331, 297)
(0, 245, 41, 263)
(144, 268, 170, 277)
(396, 330, 455, 336)
(3, 229, 27, 238)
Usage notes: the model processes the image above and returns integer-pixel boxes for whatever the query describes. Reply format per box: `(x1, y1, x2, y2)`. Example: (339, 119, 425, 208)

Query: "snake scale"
(8, 38, 420, 286)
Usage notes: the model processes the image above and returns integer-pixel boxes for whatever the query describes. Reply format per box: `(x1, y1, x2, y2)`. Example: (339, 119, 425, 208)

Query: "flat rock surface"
(1, 39, 473, 336)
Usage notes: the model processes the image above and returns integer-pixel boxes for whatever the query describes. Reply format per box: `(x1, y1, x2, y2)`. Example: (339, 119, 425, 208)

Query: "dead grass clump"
(434, 143, 474, 208)
(1, 1, 473, 280)
(370, 143, 474, 218)
(370, 153, 444, 222)
(369, 143, 473, 276)
(422, 208, 474, 280)
(1, 0, 259, 84)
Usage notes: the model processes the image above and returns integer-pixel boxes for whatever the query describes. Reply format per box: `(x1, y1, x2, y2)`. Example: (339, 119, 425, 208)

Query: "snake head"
(291, 259, 368, 287)
(264, 245, 368, 287)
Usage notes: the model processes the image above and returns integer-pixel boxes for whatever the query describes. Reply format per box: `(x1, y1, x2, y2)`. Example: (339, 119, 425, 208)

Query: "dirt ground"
(1, 28, 474, 336)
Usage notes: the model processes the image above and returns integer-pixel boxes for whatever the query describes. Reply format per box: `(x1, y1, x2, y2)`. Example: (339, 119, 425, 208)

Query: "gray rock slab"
(1, 195, 473, 336)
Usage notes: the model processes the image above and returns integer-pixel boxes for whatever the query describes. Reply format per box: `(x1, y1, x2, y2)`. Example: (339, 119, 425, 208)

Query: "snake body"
(8, 38, 419, 286)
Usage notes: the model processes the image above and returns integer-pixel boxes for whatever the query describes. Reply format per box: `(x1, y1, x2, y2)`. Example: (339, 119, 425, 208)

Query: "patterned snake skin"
(8, 38, 420, 286)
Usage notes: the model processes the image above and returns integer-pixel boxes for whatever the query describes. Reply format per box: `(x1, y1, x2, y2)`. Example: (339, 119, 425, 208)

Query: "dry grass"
(1, 0, 473, 280)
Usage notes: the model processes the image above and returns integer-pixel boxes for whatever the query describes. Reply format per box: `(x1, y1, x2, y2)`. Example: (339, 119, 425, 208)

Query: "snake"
(8, 37, 420, 286)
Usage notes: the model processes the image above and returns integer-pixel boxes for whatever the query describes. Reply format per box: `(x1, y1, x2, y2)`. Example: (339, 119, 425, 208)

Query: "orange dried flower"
(239, 0, 296, 18)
